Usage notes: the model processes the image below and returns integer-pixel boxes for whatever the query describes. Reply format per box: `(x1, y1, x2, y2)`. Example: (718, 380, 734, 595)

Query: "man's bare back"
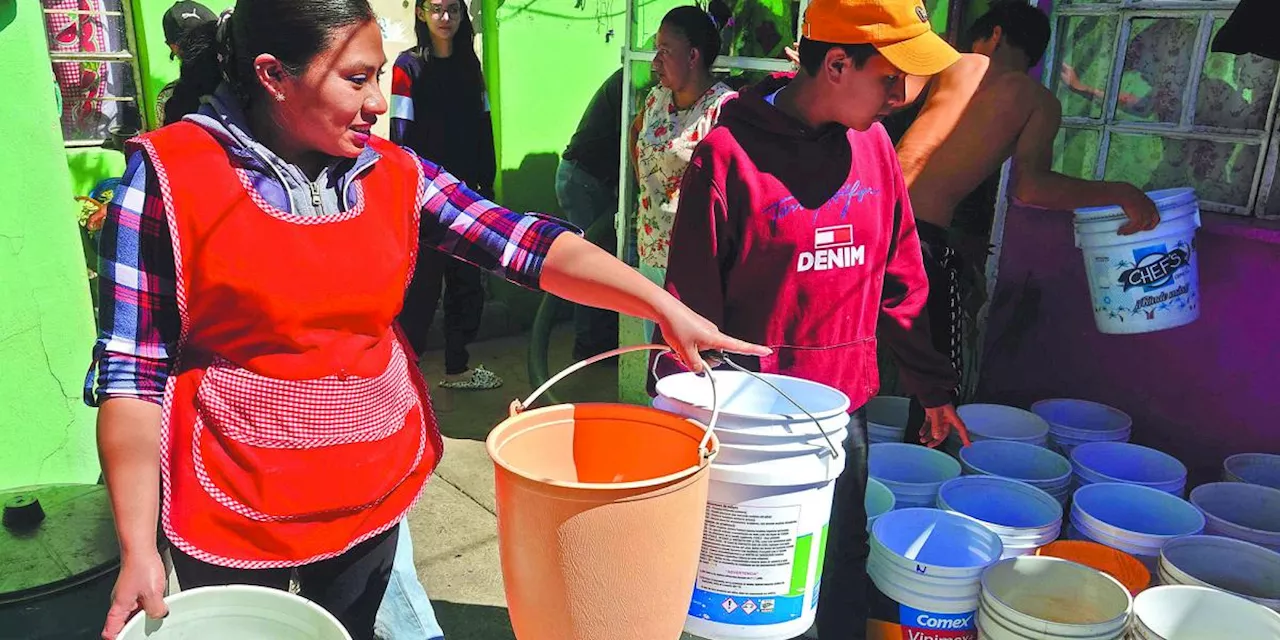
(897, 55, 1052, 229)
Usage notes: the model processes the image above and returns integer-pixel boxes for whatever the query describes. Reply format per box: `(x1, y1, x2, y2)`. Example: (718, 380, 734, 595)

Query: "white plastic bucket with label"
(655, 370, 850, 640)
(866, 508, 1003, 640)
(1073, 188, 1202, 335)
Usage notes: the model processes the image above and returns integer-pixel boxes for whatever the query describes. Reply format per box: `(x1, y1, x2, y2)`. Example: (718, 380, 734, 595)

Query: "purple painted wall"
(978, 205, 1280, 486)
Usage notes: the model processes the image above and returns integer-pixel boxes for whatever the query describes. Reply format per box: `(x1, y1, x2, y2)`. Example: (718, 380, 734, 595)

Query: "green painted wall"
(483, 0, 632, 327)
(0, 2, 101, 489)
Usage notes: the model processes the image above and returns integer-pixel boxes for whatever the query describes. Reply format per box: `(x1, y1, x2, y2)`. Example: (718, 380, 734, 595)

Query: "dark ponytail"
(165, 20, 220, 124)
(167, 0, 376, 115)
(661, 5, 722, 71)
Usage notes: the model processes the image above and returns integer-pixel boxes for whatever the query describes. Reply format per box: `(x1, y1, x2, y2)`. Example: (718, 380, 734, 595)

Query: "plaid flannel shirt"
(86, 141, 571, 406)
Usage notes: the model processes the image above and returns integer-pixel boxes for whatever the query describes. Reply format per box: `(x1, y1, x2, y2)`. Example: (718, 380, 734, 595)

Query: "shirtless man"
(784, 4, 1159, 409)
(897, 2, 1158, 405)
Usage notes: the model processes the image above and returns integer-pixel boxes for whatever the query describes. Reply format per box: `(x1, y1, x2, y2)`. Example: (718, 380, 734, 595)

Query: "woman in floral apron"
(88, 2, 766, 639)
(631, 6, 735, 298)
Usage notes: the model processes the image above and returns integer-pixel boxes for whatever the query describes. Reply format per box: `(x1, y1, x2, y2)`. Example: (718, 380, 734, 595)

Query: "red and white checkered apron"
(132, 123, 442, 569)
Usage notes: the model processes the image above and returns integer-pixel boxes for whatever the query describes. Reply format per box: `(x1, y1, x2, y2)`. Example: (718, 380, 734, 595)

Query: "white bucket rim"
(979, 556, 1133, 633)
(959, 440, 1073, 484)
(1133, 585, 1280, 637)
(654, 370, 851, 422)
(1075, 188, 1196, 222)
(710, 443, 848, 486)
(1189, 482, 1280, 537)
(118, 584, 352, 639)
(1070, 442, 1187, 487)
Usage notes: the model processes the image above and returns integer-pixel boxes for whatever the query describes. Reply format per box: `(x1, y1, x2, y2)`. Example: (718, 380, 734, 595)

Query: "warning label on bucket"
(688, 502, 808, 625)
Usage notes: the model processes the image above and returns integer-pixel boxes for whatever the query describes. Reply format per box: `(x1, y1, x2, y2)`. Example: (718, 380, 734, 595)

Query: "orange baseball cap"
(801, 0, 961, 76)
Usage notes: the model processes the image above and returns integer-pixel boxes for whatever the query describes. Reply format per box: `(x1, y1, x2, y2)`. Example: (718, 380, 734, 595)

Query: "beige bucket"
(487, 345, 720, 640)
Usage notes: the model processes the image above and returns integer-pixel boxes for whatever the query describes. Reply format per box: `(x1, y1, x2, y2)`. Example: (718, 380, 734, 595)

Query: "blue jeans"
(555, 158, 619, 358)
(374, 522, 445, 640)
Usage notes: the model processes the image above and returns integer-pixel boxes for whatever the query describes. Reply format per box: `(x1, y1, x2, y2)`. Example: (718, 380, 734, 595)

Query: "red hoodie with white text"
(658, 74, 957, 409)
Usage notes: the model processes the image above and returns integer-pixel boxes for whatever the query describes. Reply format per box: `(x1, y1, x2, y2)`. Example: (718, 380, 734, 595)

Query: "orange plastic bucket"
(487, 346, 719, 640)
(1036, 540, 1151, 595)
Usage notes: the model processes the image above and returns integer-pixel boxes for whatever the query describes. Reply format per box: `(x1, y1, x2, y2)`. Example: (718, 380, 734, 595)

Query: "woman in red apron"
(89, 2, 767, 638)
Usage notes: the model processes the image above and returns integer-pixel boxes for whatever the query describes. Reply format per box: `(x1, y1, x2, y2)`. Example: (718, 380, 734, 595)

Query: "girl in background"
(392, 0, 501, 390)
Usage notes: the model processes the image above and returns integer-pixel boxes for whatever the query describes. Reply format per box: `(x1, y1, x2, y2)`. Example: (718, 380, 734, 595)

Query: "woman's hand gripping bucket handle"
(509, 344, 723, 461)
(651, 351, 841, 460)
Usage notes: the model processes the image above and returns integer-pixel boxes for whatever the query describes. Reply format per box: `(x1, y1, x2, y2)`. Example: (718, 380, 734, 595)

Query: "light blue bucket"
(866, 477, 896, 532)
(1071, 442, 1187, 496)
(1031, 398, 1132, 456)
(869, 443, 962, 509)
(1069, 482, 1205, 570)
(954, 404, 1051, 450)
(958, 440, 1072, 506)
(937, 476, 1062, 559)
(867, 396, 911, 445)
(1224, 452, 1280, 490)
(1189, 482, 1280, 553)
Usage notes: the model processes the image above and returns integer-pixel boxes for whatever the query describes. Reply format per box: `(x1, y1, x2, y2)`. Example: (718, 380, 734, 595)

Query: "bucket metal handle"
(651, 350, 840, 460)
(510, 344, 723, 460)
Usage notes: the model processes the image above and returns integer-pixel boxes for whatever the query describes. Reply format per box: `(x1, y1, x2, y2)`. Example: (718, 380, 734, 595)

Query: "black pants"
(816, 408, 870, 640)
(169, 528, 397, 640)
(908, 221, 961, 438)
(399, 247, 485, 374)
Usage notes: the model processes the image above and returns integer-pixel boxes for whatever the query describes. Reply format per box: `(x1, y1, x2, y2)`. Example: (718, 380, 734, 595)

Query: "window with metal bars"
(43, 0, 145, 148)
(1045, 0, 1280, 218)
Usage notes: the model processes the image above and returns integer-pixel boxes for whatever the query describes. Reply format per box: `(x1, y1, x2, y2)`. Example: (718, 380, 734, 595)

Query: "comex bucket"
(867, 508, 1003, 640)
(1070, 442, 1187, 497)
(1131, 585, 1280, 639)
(866, 396, 910, 445)
(1030, 398, 1132, 457)
(1158, 535, 1280, 612)
(488, 346, 719, 640)
(958, 440, 1072, 506)
(977, 556, 1131, 640)
(1223, 452, 1280, 490)
(1073, 188, 1202, 335)
(936, 476, 1062, 558)
(655, 366, 849, 640)
(1068, 482, 1204, 572)
(118, 585, 351, 639)
(869, 443, 961, 509)
(1187, 482, 1280, 552)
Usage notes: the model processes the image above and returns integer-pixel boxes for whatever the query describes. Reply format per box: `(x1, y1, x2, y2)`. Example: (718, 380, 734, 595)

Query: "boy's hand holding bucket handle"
(920, 404, 971, 449)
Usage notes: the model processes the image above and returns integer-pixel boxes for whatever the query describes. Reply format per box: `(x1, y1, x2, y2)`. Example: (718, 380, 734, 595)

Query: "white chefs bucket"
(118, 585, 352, 639)
(655, 370, 850, 640)
(1073, 188, 1202, 335)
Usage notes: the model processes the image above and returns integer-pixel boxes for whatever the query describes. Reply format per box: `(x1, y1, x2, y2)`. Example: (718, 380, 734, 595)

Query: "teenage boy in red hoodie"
(656, 0, 970, 636)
